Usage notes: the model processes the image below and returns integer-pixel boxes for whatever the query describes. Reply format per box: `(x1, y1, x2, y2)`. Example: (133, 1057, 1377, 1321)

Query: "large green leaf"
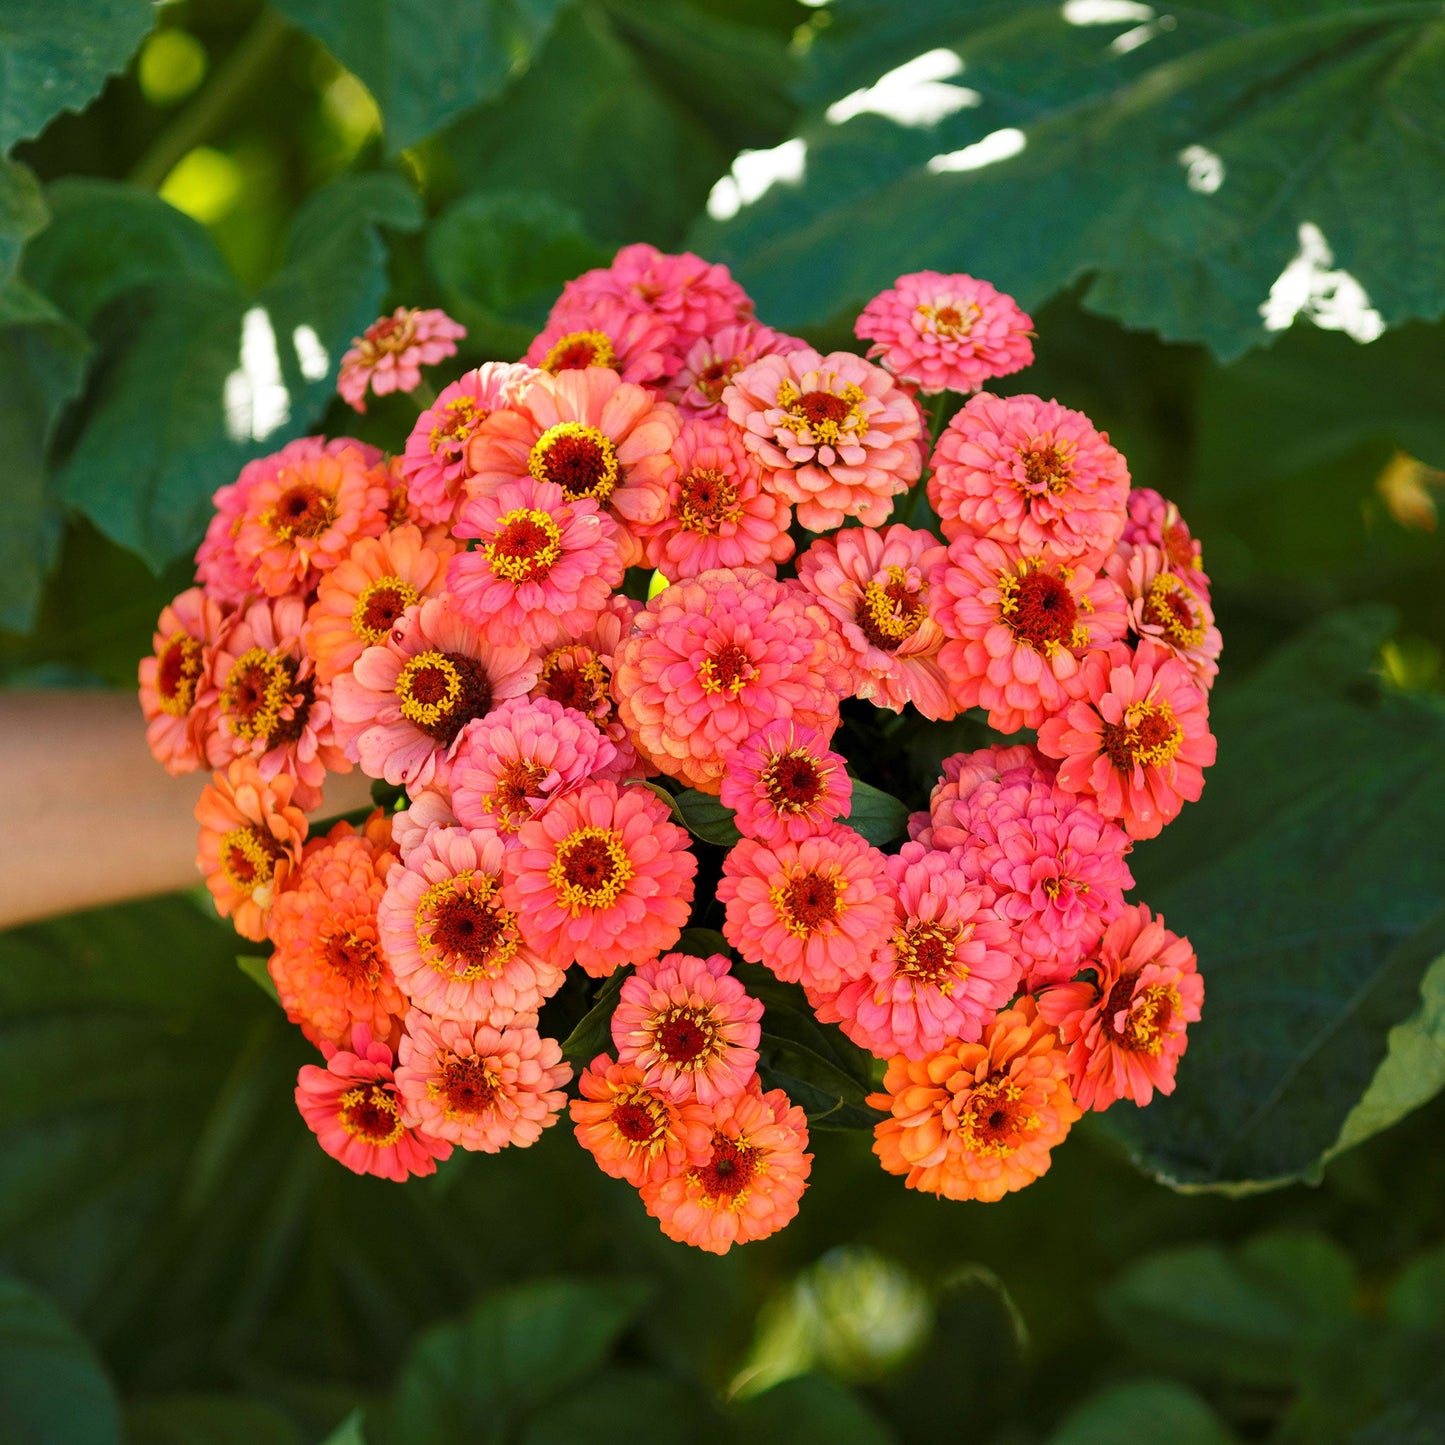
(696, 2, 1445, 359)
(23, 173, 422, 571)
(0, 0, 154, 154)
(1103, 608, 1445, 1189)
(1050, 1380, 1238, 1445)
(273, 0, 572, 153)
(0, 155, 45, 286)
(125, 1395, 300, 1445)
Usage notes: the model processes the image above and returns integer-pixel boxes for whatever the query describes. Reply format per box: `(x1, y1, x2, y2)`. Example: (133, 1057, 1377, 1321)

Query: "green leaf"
(237, 955, 280, 1006)
(697, 3, 1445, 359)
(843, 778, 908, 847)
(676, 927, 730, 959)
(673, 789, 742, 847)
(125, 1395, 300, 1445)
(559, 970, 626, 1065)
(0, 0, 155, 153)
(273, 0, 572, 153)
(0, 1273, 121, 1445)
(1101, 609, 1445, 1190)
(318, 1410, 368, 1445)
(1387, 1244, 1445, 1333)
(731, 1374, 897, 1445)
(0, 155, 46, 286)
(518, 1367, 715, 1445)
(1050, 1380, 1238, 1445)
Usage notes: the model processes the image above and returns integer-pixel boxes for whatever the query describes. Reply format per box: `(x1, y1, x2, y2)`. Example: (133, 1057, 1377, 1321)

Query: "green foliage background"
(3, 2, 1445, 1440)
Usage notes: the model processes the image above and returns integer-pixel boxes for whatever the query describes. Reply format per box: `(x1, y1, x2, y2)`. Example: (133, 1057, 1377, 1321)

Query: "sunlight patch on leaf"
(708, 139, 808, 222)
(825, 49, 979, 129)
(926, 127, 1025, 174)
(1179, 144, 1224, 195)
(1261, 223, 1385, 344)
(223, 307, 290, 443)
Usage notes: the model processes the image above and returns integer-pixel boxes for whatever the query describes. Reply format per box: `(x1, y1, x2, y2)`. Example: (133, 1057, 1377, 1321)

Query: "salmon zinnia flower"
(140, 586, 231, 773)
(571, 1054, 713, 1186)
(1107, 542, 1222, 691)
(668, 321, 803, 419)
(719, 720, 852, 845)
(640, 1083, 812, 1255)
(337, 306, 466, 413)
(525, 293, 673, 387)
(869, 996, 1080, 1202)
(1122, 487, 1210, 595)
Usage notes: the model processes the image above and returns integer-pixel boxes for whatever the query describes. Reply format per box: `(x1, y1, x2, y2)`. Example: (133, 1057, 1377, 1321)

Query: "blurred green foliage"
(3, 2, 1445, 1441)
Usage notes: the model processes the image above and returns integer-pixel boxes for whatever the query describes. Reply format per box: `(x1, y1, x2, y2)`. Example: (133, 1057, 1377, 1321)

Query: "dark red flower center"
(1006, 568, 1077, 652)
(695, 1135, 758, 1199)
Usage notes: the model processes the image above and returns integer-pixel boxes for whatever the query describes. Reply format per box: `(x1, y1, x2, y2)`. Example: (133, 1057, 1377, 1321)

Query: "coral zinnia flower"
(930, 535, 1127, 732)
(718, 823, 894, 994)
(394, 1011, 571, 1150)
(295, 1024, 451, 1180)
(448, 696, 617, 837)
(303, 524, 456, 685)
(140, 586, 231, 773)
(377, 825, 563, 1026)
(908, 743, 1046, 852)
(869, 996, 1080, 1202)
(399, 363, 540, 527)
(268, 831, 406, 1049)
(668, 321, 804, 419)
(195, 758, 308, 942)
(1107, 542, 1222, 691)
(611, 952, 763, 1106)
(390, 786, 459, 863)
(448, 478, 625, 650)
(1038, 904, 1203, 1112)
(725, 347, 923, 531)
(613, 567, 849, 794)
(814, 844, 1019, 1059)
(331, 597, 538, 791)
(635, 417, 794, 579)
(855, 271, 1034, 395)
(526, 293, 673, 387)
(463, 366, 681, 568)
(796, 523, 953, 718)
(928, 393, 1130, 566)
(502, 779, 697, 978)
(1038, 639, 1216, 840)
(640, 1083, 811, 1255)
(719, 719, 852, 846)
(1122, 487, 1210, 595)
(338, 306, 466, 413)
(571, 1054, 713, 1186)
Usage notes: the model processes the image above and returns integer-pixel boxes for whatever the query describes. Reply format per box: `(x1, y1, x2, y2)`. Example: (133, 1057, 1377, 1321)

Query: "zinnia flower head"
(502, 779, 697, 977)
(194, 757, 308, 942)
(668, 321, 804, 419)
(448, 696, 617, 837)
(725, 347, 924, 531)
(640, 1083, 811, 1255)
(928, 393, 1129, 565)
(611, 951, 763, 1106)
(908, 743, 1047, 851)
(448, 477, 625, 649)
(1038, 903, 1203, 1111)
(526, 292, 673, 387)
(1038, 639, 1216, 839)
(718, 823, 894, 994)
(855, 271, 1034, 395)
(195, 468, 261, 606)
(571, 1054, 713, 1186)
(719, 720, 852, 845)
(796, 524, 954, 718)
(394, 1011, 571, 1150)
(338, 306, 466, 413)
(140, 586, 231, 773)
(869, 995, 1080, 1202)
(613, 567, 849, 794)
(295, 1023, 451, 1181)
(377, 825, 563, 1026)
(1122, 487, 1210, 594)
(390, 785, 459, 863)
(1107, 542, 1222, 691)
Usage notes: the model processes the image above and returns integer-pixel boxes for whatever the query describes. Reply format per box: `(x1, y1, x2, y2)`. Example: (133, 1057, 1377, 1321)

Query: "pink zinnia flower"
(931, 536, 1128, 732)
(640, 1083, 811, 1255)
(463, 366, 681, 568)
(908, 743, 1047, 851)
(268, 831, 407, 1050)
(796, 523, 953, 718)
(399, 363, 540, 527)
(611, 951, 763, 1106)
(1038, 904, 1203, 1111)
(855, 271, 1034, 395)
(928, 393, 1129, 565)
(725, 347, 924, 531)
(394, 1011, 571, 1150)
(635, 417, 794, 579)
(1108, 542, 1221, 690)
(668, 321, 804, 419)
(718, 823, 894, 994)
(814, 844, 1019, 1059)
(377, 825, 563, 1026)
(295, 1024, 451, 1180)
(195, 470, 260, 607)
(719, 720, 852, 845)
(337, 307, 466, 413)
(1038, 639, 1216, 839)
(390, 786, 459, 863)
(526, 293, 673, 387)
(571, 1054, 712, 1187)
(330, 597, 538, 791)
(448, 696, 617, 837)
(502, 779, 697, 977)
(1122, 488, 1210, 594)
(612, 567, 849, 794)
(303, 524, 456, 685)
(448, 478, 625, 650)
(139, 586, 231, 773)
(194, 758, 308, 942)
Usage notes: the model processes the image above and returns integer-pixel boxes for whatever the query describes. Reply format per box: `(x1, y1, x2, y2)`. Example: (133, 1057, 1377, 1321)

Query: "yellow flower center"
(1143, 572, 1205, 649)
(776, 378, 869, 448)
(484, 507, 564, 583)
(338, 1084, 405, 1146)
(957, 1073, 1039, 1158)
(156, 631, 204, 716)
(352, 575, 419, 643)
(414, 869, 518, 979)
(858, 566, 926, 651)
(548, 826, 634, 913)
(1101, 700, 1183, 772)
(542, 329, 616, 373)
(429, 395, 484, 457)
(528, 422, 619, 503)
(916, 301, 979, 338)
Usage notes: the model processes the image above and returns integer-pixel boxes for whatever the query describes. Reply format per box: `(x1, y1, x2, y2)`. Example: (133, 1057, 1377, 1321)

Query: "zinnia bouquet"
(139, 246, 1217, 1253)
